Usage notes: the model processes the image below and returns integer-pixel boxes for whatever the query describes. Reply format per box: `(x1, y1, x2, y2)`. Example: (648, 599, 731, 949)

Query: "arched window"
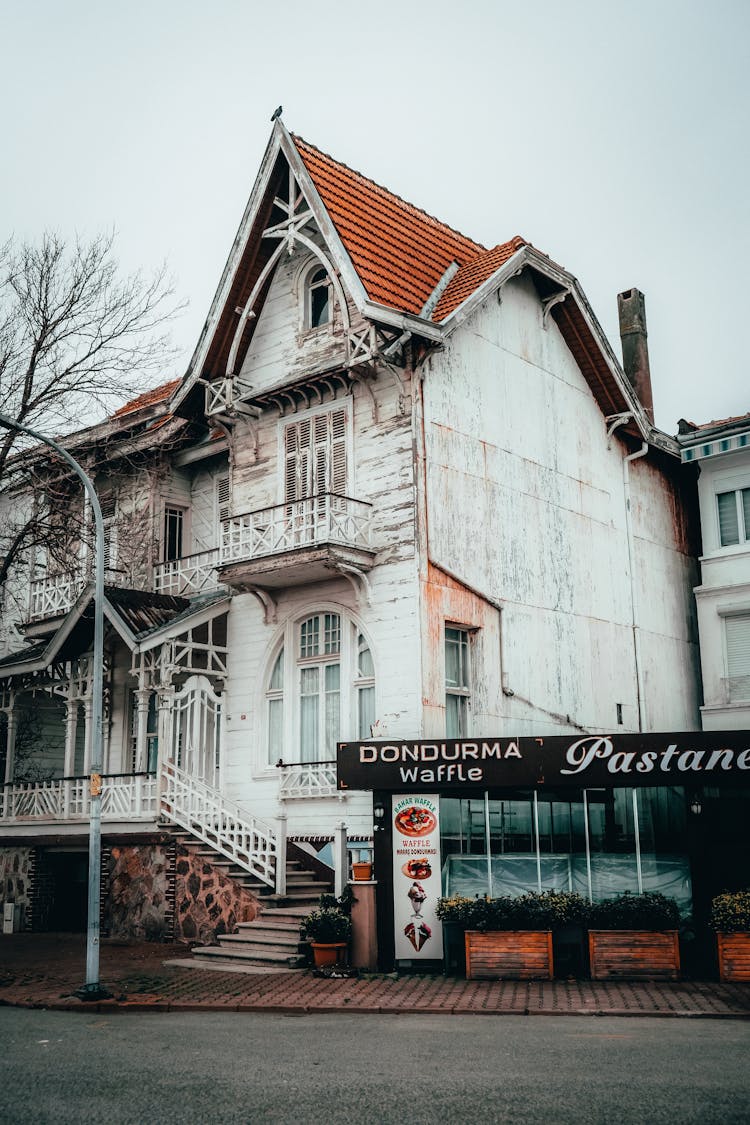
(307, 266, 331, 329)
(265, 611, 376, 765)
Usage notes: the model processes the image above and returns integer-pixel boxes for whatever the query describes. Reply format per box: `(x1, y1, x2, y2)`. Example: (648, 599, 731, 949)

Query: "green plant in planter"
(710, 890, 750, 932)
(436, 891, 590, 931)
(302, 907, 352, 944)
(588, 892, 680, 931)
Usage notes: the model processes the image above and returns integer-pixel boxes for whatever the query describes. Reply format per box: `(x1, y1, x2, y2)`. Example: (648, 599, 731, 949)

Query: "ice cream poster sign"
(392, 794, 443, 961)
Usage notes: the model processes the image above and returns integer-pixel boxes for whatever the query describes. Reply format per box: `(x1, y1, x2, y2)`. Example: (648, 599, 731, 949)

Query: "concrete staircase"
(170, 830, 333, 971)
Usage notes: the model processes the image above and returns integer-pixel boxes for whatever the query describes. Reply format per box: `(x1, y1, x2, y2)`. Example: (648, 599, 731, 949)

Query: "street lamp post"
(0, 414, 107, 998)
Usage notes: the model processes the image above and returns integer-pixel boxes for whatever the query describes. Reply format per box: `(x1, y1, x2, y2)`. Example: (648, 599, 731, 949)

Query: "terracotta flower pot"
(352, 861, 372, 881)
(310, 941, 348, 968)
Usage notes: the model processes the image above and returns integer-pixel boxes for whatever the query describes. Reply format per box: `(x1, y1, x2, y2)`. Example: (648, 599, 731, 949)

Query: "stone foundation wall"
(104, 844, 174, 942)
(0, 847, 33, 928)
(174, 843, 259, 944)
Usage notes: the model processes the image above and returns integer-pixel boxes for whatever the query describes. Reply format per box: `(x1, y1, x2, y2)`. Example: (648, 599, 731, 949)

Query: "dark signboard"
(337, 732, 750, 792)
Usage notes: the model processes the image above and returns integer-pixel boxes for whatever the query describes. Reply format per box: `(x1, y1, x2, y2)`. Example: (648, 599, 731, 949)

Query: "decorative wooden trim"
(588, 930, 680, 981)
(464, 930, 553, 981)
(717, 932, 750, 982)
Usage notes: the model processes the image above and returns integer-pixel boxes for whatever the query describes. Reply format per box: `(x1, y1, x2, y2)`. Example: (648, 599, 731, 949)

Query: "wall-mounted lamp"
(690, 794, 702, 816)
(373, 800, 386, 831)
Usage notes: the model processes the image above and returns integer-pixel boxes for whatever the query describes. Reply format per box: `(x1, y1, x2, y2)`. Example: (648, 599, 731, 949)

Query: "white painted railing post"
(334, 820, 348, 899)
(276, 812, 287, 896)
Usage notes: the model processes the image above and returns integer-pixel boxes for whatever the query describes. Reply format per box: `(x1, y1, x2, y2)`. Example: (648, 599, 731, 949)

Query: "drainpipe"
(608, 414, 649, 731)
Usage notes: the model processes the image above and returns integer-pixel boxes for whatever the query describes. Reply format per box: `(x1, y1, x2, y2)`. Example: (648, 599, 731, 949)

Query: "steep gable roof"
(176, 119, 667, 452)
(293, 136, 486, 317)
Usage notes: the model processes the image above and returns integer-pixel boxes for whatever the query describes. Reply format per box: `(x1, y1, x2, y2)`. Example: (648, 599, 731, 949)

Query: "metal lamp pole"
(0, 414, 106, 998)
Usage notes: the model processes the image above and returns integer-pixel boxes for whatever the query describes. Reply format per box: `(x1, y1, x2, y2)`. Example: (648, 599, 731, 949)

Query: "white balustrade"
(0, 773, 158, 822)
(153, 548, 223, 596)
(278, 760, 339, 800)
(160, 759, 279, 889)
(220, 493, 372, 566)
(28, 573, 86, 620)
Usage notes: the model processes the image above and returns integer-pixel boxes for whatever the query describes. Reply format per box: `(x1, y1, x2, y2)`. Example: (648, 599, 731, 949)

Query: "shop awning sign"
(338, 732, 750, 791)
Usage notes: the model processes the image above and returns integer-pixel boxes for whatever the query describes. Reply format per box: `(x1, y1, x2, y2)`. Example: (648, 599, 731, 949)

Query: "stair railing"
(160, 759, 285, 892)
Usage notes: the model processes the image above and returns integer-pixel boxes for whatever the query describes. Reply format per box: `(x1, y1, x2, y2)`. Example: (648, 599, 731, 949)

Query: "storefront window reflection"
(440, 787, 693, 914)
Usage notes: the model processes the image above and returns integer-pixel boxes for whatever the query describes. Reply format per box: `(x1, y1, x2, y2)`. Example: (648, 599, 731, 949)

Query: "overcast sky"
(2, 0, 748, 433)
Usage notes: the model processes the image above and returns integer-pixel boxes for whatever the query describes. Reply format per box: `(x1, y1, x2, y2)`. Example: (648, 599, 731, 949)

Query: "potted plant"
(587, 892, 681, 980)
(710, 890, 750, 981)
(301, 906, 352, 968)
(437, 891, 589, 981)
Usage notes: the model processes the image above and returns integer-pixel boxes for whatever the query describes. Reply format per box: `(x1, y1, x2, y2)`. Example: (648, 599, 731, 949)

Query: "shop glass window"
(717, 487, 750, 546)
(445, 627, 471, 737)
(440, 787, 693, 915)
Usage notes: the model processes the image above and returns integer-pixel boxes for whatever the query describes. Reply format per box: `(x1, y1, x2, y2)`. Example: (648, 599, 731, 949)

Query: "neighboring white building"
(678, 413, 750, 730)
(0, 119, 703, 951)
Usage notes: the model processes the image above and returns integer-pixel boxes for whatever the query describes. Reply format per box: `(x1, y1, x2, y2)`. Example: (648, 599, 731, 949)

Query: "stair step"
(218, 937, 305, 955)
(194, 945, 306, 967)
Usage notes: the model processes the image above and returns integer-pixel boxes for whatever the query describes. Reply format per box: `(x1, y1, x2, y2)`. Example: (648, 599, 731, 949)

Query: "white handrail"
(159, 759, 281, 891)
(0, 774, 158, 821)
(220, 493, 372, 566)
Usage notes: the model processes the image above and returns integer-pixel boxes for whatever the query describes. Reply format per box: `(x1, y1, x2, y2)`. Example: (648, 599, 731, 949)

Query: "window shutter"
(216, 475, 231, 523)
(330, 408, 348, 496)
(726, 615, 750, 700)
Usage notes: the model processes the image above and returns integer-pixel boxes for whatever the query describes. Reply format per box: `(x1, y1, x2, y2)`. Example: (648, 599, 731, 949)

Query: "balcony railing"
(153, 548, 224, 597)
(0, 772, 158, 823)
(220, 493, 373, 566)
(277, 760, 339, 800)
(28, 568, 130, 622)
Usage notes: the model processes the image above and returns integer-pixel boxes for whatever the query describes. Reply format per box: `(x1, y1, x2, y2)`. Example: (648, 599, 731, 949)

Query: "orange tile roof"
(432, 238, 527, 321)
(692, 412, 750, 432)
(294, 135, 489, 318)
(112, 379, 180, 419)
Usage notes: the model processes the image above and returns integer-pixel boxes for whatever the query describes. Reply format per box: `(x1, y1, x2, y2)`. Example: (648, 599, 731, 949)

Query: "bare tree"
(0, 230, 181, 605)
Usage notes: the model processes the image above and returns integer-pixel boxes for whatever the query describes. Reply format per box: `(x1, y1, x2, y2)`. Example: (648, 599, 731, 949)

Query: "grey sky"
(2, 0, 748, 432)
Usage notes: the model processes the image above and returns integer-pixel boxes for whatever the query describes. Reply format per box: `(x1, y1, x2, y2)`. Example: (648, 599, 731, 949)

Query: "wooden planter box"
(588, 930, 680, 981)
(716, 932, 750, 981)
(465, 930, 553, 981)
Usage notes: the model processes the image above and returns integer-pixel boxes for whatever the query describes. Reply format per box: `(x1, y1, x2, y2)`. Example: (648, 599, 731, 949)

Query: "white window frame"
(298, 258, 334, 334)
(716, 485, 750, 548)
(163, 505, 187, 562)
(260, 606, 376, 772)
(720, 608, 750, 703)
(445, 624, 474, 738)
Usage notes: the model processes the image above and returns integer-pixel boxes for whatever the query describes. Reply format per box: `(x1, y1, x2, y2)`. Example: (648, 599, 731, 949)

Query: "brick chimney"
(617, 288, 654, 423)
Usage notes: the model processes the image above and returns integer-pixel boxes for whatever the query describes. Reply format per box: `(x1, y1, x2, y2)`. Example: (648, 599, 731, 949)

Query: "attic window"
(307, 267, 331, 329)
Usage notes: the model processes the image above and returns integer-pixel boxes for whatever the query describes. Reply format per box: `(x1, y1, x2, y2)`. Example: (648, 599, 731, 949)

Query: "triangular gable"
(172, 119, 674, 454)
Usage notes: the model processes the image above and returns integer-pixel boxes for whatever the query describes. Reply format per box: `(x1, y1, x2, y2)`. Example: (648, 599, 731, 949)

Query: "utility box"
(2, 903, 22, 934)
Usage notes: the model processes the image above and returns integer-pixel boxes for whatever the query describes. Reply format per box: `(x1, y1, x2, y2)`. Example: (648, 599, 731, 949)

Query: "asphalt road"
(1, 1009, 749, 1124)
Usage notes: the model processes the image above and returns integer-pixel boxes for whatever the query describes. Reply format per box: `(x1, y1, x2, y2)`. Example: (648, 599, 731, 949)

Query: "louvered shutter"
(330, 408, 348, 496)
(216, 475, 230, 522)
(726, 615, 750, 701)
(99, 496, 117, 570)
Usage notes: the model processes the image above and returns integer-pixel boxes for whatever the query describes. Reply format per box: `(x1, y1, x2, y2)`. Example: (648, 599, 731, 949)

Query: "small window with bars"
(717, 487, 750, 547)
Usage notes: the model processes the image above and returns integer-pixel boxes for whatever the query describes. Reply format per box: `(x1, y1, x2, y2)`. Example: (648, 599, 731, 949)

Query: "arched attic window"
(306, 265, 332, 330)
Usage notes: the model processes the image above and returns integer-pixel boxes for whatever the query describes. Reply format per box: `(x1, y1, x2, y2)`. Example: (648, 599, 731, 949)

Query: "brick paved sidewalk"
(2, 934, 749, 1018)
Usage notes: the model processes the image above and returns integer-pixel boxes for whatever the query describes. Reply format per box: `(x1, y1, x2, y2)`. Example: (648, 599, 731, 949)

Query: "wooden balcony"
(218, 493, 375, 589)
(26, 568, 131, 627)
(153, 547, 224, 597)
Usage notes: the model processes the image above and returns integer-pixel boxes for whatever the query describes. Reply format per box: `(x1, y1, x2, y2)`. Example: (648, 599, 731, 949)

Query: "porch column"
(134, 687, 151, 774)
(63, 699, 78, 778)
(3, 707, 17, 784)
